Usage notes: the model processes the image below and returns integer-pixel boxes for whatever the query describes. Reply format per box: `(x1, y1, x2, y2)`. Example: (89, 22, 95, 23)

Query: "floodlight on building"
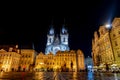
(105, 24, 111, 29)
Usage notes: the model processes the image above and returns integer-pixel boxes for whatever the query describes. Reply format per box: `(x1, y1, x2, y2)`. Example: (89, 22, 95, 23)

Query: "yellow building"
(92, 31, 100, 66)
(92, 17, 120, 70)
(19, 49, 36, 71)
(110, 18, 120, 67)
(0, 47, 21, 72)
(35, 49, 85, 72)
(98, 26, 114, 66)
(92, 26, 114, 69)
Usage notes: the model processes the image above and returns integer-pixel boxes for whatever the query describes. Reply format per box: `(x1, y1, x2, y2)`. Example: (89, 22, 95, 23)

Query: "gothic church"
(45, 25, 70, 54)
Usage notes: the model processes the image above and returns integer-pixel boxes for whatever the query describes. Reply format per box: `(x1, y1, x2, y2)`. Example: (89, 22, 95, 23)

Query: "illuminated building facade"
(98, 26, 114, 65)
(92, 17, 120, 69)
(45, 25, 70, 55)
(110, 18, 120, 67)
(19, 49, 36, 71)
(92, 31, 100, 66)
(0, 24, 86, 72)
(35, 49, 85, 72)
(0, 46, 21, 72)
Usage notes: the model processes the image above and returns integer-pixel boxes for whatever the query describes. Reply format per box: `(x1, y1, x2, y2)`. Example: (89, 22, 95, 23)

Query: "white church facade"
(45, 25, 70, 54)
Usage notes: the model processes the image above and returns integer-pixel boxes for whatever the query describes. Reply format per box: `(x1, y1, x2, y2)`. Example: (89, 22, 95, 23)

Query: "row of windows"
(0, 54, 32, 58)
(0, 54, 12, 56)
(0, 57, 12, 59)
(57, 54, 76, 56)
(22, 55, 31, 58)
(36, 62, 73, 65)
(37, 54, 76, 58)
(0, 61, 19, 64)
(99, 45, 111, 52)
(0, 54, 20, 58)
(100, 54, 113, 62)
(37, 57, 75, 61)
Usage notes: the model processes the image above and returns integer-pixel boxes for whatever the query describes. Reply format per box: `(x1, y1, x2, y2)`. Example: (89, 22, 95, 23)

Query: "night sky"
(0, 0, 120, 57)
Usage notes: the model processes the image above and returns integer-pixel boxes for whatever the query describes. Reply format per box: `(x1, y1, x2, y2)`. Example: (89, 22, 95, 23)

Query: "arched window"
(63, 38, 65, 42)
(115, 41, 118, 46)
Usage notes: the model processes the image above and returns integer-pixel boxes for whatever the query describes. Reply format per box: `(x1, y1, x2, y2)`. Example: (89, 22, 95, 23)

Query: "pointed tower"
(46, 25, 55, 46)
(60, 24, 69, 45)
(32, 43, 35, 50)
(45, 18, 70, 55)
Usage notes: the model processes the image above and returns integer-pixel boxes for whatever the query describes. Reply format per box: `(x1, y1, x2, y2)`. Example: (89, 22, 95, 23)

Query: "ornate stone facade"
(110, 18, 120, 67)
(92, 17, 120, 69)
(0, 46, 21, 72)
(35, 50, 85, 72)
(45, 25, 70, 55)
(19, 49, 36, 71)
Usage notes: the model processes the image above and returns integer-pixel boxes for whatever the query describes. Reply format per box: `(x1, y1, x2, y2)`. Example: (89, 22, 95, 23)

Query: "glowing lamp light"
(40, 62, 44, 64)
(87, 65, 92, 68)
(105, 24, 111, 29)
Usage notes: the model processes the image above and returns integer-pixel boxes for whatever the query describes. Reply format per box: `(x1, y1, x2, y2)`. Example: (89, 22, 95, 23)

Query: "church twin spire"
(48, 18, 68, 35)
(45, 19, 69, 54)
(49, 25, 68, 35)
(49, 25, 54, 35)
(47, 25, 68, 46)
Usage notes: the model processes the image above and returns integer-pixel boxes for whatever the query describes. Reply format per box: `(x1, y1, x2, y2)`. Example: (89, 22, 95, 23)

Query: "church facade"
(0, 24, 86, 72)
(45, 25, 70, 54)
(34, 25, 85, 72)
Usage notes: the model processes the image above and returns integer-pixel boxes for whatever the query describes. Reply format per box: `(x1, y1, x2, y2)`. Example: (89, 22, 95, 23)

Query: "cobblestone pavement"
(0, 71, 120, 80)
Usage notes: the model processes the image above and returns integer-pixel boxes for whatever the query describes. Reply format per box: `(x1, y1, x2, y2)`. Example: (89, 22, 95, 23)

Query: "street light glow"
(40, 62, 44, 64)
(105, 24, 111, 29)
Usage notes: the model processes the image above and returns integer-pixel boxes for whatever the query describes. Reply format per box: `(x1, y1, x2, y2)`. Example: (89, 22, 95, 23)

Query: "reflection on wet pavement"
(0, 71, 120, 80)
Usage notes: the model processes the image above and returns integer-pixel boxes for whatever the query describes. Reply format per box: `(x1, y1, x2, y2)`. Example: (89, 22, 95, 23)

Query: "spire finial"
(51, 17, 53, 25)
(64, 18, 65, 24)
(48, 16, 54, 35)
(50, 17, 54, 29)
(62, 18, 65, 29)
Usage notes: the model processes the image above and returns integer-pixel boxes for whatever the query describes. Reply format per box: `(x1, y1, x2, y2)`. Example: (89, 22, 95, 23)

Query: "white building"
(45, 25, 70, 54)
